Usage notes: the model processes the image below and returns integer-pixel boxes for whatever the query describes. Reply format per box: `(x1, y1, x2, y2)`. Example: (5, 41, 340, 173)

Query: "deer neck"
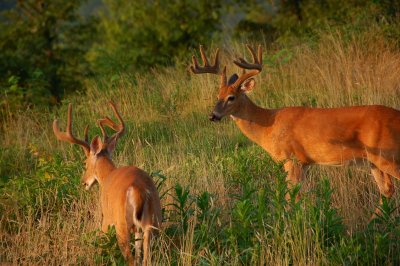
(231, 95, 274, 145)
(95, 156, 116, 186)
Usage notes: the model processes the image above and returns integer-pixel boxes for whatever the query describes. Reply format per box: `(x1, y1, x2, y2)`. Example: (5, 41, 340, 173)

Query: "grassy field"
(1, 31, 400, 265)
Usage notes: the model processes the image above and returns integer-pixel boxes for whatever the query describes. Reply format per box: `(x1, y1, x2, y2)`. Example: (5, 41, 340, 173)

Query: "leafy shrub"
(0, 152, 83, 233)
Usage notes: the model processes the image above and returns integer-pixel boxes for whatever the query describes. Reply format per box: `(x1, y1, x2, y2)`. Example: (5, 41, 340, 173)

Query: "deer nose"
(209, 113, 221, 122)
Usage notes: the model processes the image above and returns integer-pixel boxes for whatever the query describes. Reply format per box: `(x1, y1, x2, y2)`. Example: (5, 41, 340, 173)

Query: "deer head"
(53, 102, 125, 190)
(190, 44, 263, 121)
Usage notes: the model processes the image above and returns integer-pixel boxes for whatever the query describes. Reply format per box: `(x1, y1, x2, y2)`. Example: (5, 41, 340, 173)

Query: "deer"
(53, 102, 162, 266)
(190, 44, 400, 216)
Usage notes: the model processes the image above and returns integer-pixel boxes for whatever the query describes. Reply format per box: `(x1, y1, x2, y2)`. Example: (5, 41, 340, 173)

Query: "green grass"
(1, 31, 400, 265)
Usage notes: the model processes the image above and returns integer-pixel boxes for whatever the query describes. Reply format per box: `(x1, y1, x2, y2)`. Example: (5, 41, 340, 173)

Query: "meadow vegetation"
(1, 28, 400, 264)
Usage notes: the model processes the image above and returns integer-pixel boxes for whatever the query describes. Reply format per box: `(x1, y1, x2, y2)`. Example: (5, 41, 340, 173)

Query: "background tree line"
(0, 0, 399, 118)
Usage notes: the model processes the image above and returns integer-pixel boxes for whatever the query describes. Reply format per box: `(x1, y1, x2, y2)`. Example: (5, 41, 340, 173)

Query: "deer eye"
(227, 95, 235, 102)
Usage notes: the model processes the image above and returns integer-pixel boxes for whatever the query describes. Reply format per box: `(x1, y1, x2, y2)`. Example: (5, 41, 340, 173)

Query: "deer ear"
(90, 136, 103, 155)
(241, 78, 255, 93)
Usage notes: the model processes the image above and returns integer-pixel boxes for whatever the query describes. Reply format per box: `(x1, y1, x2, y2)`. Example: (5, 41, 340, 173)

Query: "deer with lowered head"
(53, 102, 161, 266)
(190, 44, 400, 216)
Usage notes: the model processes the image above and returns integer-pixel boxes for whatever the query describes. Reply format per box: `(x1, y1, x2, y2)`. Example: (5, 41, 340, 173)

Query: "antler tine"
(257, 45, 262, 65)
(213, 49, 220, 69)
(84, 125, 89, 143)
(53, 103, 90, 155)
(199, 45, 210, 66)
(190, 45, 221, 74)
(109, 101, 125, 136)
(246, 44, 261, 64)
(231, 44, 263, 89)
(220, 66, 227, 88)
(233, 44, 263, 71)
(97, 118, 108, 141)
(191, 55, 200, 71)
(98, 101, 125, 143)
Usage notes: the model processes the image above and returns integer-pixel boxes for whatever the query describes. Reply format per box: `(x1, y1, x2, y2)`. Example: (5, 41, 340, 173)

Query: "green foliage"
(234, 0, 400, 45)
(0, 0, 96, 117)
(361, 197, 400, 264)
(194, 191, 222, 251)
(89, 0, 222, 74)
(0, 152, 83, 233)
(2, 71, 51, 113)
(0, 146, 35, 182)
(171, 183, 194, 234)
(310, 178, 344, 248)
(328, 197, 400, 264)
(89, 226, 127, 266)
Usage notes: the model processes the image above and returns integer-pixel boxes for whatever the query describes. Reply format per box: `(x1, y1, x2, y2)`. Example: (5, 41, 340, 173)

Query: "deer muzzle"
(209, 100, 224, 122)
(209, 112, 222, 122)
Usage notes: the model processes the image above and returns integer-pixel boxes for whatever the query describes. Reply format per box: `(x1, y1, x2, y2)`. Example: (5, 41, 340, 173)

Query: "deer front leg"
(283, 160, 305, 202)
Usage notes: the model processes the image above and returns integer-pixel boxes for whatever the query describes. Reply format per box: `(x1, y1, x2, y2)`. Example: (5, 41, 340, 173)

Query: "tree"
(0, 0, 96, 116)
(89, 0, 223, 74)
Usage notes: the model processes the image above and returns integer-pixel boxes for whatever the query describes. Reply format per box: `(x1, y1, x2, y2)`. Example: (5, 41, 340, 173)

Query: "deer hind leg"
(284, 160, 305, 202)
(116, 222, 135, 266)
(142, 227, 152, 266)
(370, 165, 395, 219)
(368, 153, 400, 180)
(371, 166, 395, 199)
(133, 227, 143, 265)
(101, 220, 110, 233)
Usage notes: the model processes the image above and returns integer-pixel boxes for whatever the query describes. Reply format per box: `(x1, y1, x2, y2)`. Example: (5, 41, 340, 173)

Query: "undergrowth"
(2, 147, 398, 265)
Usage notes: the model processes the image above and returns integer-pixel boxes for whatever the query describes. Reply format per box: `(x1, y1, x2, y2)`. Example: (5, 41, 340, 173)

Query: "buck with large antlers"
(190, 44, 400, 214)
(53, 102, 162, 266)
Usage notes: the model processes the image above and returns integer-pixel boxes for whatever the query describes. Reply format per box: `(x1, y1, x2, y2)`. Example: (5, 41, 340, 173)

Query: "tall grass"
(1, 30, 400, 265)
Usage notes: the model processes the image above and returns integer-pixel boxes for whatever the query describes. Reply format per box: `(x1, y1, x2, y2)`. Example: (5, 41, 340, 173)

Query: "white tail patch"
(127, 187, 145, 227)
